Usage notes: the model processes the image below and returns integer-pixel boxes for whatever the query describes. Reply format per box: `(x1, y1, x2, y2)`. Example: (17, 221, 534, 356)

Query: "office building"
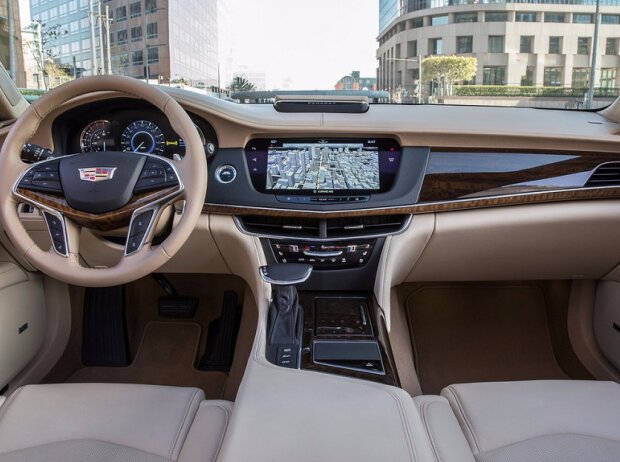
(0, 0, 26, 86)
(377, 1, 620, 101)
(379, 0, 409, 34)
(335, 70, 377, 90)
(29, 0, 224, 87)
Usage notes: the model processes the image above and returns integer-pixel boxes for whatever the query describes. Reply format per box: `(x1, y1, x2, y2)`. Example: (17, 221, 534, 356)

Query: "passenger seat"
(415, 380, 620, 462)
(0, 383, 231, 462)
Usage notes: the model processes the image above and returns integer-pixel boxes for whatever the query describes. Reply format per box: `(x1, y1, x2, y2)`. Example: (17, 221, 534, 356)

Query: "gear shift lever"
(260, 263, 312, 368)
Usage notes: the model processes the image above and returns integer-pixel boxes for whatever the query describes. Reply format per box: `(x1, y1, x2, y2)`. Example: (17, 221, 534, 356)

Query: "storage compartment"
(313, 340, 384, 374)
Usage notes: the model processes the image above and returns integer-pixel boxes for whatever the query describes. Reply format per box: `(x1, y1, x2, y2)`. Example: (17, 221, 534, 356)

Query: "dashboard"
(52, 98, 218, 160)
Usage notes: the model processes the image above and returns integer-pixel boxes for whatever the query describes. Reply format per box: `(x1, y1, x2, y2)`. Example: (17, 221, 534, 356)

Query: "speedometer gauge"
(121, 120, 165, 155)
(80, 120, 114, 152)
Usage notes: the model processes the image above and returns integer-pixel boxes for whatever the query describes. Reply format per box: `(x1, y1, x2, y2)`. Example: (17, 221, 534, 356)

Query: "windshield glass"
(4, 0, 620, 109)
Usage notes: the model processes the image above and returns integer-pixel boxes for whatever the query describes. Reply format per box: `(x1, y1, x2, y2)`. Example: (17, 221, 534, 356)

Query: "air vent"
(585, 163, 620, 187)
(237, 216, 320, 239)
(237, 214, 410, 240)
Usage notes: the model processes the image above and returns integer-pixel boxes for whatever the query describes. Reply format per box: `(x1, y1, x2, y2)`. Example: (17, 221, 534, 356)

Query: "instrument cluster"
(57, 99, 218, 160)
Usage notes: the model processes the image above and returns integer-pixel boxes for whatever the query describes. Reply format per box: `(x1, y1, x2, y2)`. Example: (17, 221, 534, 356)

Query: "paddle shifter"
(260, 263, 312, 368)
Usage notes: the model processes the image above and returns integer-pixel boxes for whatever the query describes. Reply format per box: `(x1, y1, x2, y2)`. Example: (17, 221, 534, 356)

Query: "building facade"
(377, 1, 620, 100)
(379, 0, 409, 34)
(29, 0, 223, 86)
(0, 0, 26, 87)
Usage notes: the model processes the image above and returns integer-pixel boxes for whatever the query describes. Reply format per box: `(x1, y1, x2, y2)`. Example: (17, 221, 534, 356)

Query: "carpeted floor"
(68, 321, 227, 399)
(406, 284, 569, 395)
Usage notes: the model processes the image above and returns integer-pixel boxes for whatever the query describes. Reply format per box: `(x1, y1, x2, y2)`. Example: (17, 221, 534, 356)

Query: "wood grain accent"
(419, 149, 620, 202)
(16, 186, 178, 231)
(203, 186, 620, 218)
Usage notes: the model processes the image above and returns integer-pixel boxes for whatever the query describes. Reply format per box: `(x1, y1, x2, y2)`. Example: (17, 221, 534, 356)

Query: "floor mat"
(406, 285, 569, 395)
(68, 321, 227, 399)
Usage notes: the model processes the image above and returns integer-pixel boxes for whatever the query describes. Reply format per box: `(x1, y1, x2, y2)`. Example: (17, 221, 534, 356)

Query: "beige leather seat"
(0, 383, 232, 462)
(415, 380, 620, 462)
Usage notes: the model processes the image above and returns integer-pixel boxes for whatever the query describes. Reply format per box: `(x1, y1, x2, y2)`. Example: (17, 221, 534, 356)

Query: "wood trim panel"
(16, 186, 177, 231)
(203, 186, 620, 218)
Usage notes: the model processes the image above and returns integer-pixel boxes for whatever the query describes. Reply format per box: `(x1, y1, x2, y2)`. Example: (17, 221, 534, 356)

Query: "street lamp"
(384, 57, 423, 103)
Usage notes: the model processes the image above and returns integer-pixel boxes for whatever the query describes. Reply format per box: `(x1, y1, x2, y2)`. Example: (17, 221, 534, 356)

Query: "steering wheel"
(0, 76, 207, 287)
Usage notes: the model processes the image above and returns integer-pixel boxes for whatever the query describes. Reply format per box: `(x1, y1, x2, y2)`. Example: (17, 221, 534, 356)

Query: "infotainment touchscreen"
(267, 142, 379, 191)
(245, 138, 400, 195)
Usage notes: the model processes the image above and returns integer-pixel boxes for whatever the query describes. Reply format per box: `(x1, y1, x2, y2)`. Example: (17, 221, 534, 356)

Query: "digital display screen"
(266, 142, 379, 191)
(245, 138, 400, 195)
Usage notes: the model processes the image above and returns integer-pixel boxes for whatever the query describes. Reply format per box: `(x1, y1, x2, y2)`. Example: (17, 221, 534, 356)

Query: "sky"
(226, 0, 380, 89)
(17, 0, 380, 90)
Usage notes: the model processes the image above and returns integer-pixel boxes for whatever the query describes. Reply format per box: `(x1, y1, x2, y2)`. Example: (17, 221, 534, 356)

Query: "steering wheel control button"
(126, 209, 155, 255)
(42, 212, 67, 256)
(19, 160, 63, 194)
(134, 159, 179, 193)
(131, 210, 154, 236)
(216, 165, 237, 184)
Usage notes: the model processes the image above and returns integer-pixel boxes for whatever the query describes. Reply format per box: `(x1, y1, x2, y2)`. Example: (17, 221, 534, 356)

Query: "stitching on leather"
(0, 385, 27, 424)
(385, 388, 420, 462)
(204, 403, 232, 461)
(444, 386, 481, 454)
(169, 389, 201, 460)
(418, 399, 443, 462)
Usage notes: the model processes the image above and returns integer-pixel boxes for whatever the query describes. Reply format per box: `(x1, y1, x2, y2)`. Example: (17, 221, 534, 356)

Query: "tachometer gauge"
(120, 120, 165, 155)
(80, 120, 114, 152)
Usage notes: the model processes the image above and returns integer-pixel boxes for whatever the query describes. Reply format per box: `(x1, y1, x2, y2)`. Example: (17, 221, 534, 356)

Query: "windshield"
(3, 0, 619, 109)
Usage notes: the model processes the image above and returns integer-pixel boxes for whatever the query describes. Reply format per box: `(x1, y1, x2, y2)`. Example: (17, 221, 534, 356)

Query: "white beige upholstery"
(0, 383, 231, 462)
(418, 380, 620, 462)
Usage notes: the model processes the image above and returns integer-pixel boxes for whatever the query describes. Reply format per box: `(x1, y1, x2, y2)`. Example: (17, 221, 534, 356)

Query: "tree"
(44, 62, 72, 89)
(23, 21, 69, 90)
(421, 55, 477, 97)
(230, 75, 256, 92)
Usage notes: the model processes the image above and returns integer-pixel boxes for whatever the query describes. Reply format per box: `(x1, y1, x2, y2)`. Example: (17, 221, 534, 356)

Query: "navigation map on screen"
(266, 142, 380, 191)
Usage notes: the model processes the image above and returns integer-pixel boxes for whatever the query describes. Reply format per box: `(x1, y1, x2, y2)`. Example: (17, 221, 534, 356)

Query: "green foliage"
(230, 75, 257, 92)
(421, 56, 477, 84)
(453, 85, 620, 98)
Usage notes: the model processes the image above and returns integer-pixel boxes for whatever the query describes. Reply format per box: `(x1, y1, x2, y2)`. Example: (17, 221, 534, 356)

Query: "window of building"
(132, 50, 143, 66)
(409, 18, 423, 29)
(130, 2, 141, 18)
(395, 43, 401, 59)
(601, 68, 617, 88)
(520, 36, 533, 53)
(549, 36, 562, 54)
(572, 68, 589, 88)
(602, 14, 620, 24)
(516, 12, 536, 22)
(573, 13, 593, 24)
(577, 37, 590, 55)
(116, 6, 127, 21)
(430, 38, 443, 55)
(485, 11, 508, 22)
(544, 13, 565, 23)
(431, 15, 448, 26)
(147, 22, 158, 39)
(544, 67, 562, 86)
(117, 30, 128, 44)
(483, 66, 506, 85)
(455, 12, 477, 23)
(131, 26, 142, 42)
(407, 40, 417, 57)
(147, 46, 159, 63)
(488, 36, 504, 53)
(145, 0, 156, 13)
(606, 38, 618, 55)
(69, 20, 78, 34)
(457, 36, 473, 53)
(521, 66, 534, 86)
